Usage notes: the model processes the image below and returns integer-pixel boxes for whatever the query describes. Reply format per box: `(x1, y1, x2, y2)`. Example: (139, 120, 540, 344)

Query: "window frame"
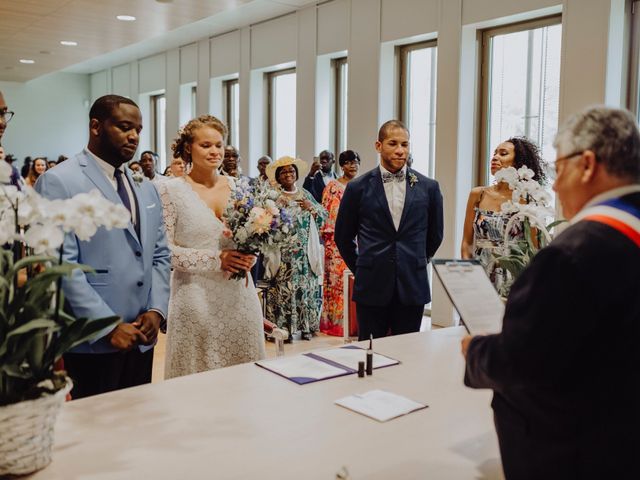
(267, 67, 296, 159)
(627, 1, 640, 118)
(150, 92, 166, 171)
(223, 78, 239, 147)
(478, 14, 562, 185)
(332, 57, 348, 158)
(397, 39, 438, 178)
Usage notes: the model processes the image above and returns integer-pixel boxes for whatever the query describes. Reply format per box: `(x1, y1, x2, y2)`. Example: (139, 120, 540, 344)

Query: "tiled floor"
(152, 316, 433, 383)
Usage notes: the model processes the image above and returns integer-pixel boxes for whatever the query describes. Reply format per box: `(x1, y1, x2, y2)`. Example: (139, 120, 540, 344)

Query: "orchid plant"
(490, 166, 563, 296)
(0, 161, 129, 405)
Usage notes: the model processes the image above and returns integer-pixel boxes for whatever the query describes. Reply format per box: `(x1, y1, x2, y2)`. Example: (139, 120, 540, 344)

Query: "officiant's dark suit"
(335, 120, 443, 340)
(463, 106, 640, 480)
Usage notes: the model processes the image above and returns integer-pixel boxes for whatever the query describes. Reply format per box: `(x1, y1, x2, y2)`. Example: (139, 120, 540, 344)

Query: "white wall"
(0, 73, 90, 162)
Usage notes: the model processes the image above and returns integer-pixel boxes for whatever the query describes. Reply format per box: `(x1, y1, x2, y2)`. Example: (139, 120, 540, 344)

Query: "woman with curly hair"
(25, 157, 48, 187)
(461, 137, 547, 295)
(158, 115, 265, 379)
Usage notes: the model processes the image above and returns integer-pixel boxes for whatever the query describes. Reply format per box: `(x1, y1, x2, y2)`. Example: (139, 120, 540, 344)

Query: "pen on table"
(366, 334, 373, 376)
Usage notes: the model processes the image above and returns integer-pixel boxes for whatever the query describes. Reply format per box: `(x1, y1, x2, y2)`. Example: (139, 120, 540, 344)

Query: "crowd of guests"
(0, 151, 69, 189)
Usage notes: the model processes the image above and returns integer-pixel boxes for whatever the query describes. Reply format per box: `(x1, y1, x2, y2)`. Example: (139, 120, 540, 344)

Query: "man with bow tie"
(335, 120, 443, 340)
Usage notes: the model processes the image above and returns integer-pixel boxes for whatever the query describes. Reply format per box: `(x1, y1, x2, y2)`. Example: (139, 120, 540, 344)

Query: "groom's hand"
(132, 311, 162, 345)
(108, 323, 148, 351)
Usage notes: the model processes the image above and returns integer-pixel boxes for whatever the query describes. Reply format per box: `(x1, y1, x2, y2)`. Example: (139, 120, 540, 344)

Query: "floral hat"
(266, 156, 309, 184)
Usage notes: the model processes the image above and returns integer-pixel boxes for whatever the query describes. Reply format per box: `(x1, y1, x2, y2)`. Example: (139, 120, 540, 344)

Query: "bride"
(159, 115, 265, 379)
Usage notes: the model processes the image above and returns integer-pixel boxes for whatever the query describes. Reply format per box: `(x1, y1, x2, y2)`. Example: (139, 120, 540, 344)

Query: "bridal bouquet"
(0, 162, 129, 405)
(223, 178, 297, 280)
(490, 165, 562, 294)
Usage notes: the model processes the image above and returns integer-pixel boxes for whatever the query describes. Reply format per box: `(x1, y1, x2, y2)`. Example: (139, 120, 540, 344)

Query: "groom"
(36, 95, 171, 398)
(335, 120, 443, 340)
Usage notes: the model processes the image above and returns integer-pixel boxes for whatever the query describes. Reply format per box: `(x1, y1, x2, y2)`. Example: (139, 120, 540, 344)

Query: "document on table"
(308, 346, 399, 371)
(256, 355, 351, 385)
(335, 390, 428, 422)
(432, 259, 504, 335)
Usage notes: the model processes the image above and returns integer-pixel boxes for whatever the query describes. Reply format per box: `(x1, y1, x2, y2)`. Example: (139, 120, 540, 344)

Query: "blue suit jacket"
(334, 167, 443, 306)
(35, 150, 171, 353)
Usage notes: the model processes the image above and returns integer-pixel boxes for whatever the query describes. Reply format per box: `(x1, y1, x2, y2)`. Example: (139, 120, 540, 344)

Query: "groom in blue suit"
(335, 120, 443, 340)
(36, 95, 171, 398)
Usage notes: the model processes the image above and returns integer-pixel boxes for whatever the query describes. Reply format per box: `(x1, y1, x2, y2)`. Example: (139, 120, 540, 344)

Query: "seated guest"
(460, 137, 546, 295)
(303, 150, 336, 203)
(140, 150, 168, 185)
(57, 154, 68, 164)
(319, 150, 360, 336)
(47, 159, 57, 170)
(1, 150, 22, 189)
(462, 106, 640, 480)
(25, 156, 48, 187)
(264, 156, 327, 340)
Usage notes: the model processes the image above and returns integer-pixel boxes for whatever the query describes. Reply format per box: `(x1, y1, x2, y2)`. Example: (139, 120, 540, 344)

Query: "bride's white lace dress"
(159, 176, 266, 379)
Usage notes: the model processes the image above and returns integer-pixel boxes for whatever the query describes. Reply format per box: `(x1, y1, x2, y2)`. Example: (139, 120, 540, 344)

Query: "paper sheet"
(335, 389, 428, 422)
(310, 346, 399, 370)
(433, 260, 504, 335)
(256, 355, 349, 383)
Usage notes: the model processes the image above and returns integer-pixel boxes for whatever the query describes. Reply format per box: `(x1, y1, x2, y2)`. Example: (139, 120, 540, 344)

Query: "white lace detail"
(159, 179, 222, 273)
(159, 177, 266, 379)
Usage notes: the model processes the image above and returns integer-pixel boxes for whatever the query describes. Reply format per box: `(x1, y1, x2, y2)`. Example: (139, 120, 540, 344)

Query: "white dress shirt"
(87, 149, 137, 226)
(380, 164, 407, 230)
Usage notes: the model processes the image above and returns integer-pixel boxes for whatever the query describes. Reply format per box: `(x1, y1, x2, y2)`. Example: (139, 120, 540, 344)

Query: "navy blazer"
(303, 171, 335, 203)
(334, 167, 443, 306)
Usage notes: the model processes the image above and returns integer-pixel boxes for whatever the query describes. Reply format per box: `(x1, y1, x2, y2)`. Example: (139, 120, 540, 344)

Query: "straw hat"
(266, 156, 309, 185)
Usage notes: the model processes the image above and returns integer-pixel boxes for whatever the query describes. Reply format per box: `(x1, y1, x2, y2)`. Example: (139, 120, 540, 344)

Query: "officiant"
(462, 106, 640, 479)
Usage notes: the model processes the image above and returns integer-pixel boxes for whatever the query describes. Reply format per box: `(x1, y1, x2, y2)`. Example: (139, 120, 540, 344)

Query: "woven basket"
(0, 378, 72, 476)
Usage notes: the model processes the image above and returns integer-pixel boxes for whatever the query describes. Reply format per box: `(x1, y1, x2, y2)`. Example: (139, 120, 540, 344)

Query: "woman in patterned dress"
(264, 156, 327, 341)
(319, 150, 360, 336)
(461, 137, 546, 296)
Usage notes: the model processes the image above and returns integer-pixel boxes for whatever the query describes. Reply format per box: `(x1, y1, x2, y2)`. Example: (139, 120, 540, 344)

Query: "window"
(628, 1, 640, 120)
(191, 85, 197, 118)
(398, 41, 438, 178)
(223, 79, 239, 148)
(481, 17, 562, 183)
(267, 68, 296, 159)
(150, 93, 166, 171)
(333, 57, 348, 155)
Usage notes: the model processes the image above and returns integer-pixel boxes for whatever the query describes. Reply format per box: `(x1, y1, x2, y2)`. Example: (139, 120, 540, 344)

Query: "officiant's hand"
(461, 335, 474, 359)
(108, 323, 148, 351)
(221, 250, 255, 273)
(132, 311, 162, 345)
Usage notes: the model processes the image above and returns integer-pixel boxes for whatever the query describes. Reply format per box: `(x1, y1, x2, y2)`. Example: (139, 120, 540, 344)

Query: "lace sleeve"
(159, 183, 222, 273)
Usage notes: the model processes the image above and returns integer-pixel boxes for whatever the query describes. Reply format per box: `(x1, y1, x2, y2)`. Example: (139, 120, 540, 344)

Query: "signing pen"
(366, 334, 373, 375)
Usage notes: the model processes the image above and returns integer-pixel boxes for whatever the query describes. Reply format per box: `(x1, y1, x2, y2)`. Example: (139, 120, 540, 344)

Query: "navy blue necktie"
(114, 168, 139, 238)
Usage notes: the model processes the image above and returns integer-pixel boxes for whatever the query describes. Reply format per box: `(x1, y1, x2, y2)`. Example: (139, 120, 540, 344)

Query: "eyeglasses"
(549, 150, 584, 181)
(0, 111, 15, 123)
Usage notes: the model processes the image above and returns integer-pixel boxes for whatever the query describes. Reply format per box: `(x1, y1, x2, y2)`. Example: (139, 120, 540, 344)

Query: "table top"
(29, 327, 503, 479)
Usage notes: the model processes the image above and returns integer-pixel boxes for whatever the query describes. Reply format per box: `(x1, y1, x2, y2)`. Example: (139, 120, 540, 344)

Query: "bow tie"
(382, 171, 405, 183)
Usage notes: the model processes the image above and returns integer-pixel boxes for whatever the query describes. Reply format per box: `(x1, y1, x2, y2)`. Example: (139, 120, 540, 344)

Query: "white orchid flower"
(0, 160, 12, 183)
(516, 166, 535, 181)
(24, 223, 65, 254)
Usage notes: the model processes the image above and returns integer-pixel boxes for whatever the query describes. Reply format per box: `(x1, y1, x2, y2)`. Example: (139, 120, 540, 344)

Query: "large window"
(481, 17, 562, 183)
(224, 79, 239, 148)
(398, 41, 437, 178)
(333, 57, 348, 156)
(628, 1, 640, 120)
(267, 68, 296, 159)
(150, 93, 166, 171)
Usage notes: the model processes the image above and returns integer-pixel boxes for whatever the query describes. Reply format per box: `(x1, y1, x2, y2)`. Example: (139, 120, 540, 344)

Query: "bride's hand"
(220, 250, 256, 273)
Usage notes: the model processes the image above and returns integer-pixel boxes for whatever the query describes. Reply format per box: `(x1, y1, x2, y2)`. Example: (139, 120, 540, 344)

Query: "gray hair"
(554, 106, 640, 181)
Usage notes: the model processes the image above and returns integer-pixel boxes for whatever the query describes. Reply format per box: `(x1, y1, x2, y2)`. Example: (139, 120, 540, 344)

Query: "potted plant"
(0, 162, 129, 475)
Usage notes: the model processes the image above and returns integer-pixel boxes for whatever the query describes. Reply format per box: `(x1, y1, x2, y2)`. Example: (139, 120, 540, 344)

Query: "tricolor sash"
(572, 198, 640, 248)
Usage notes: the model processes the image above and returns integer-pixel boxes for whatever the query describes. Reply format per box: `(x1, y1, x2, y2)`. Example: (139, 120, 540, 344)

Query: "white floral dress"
(159, 177, 265, 379)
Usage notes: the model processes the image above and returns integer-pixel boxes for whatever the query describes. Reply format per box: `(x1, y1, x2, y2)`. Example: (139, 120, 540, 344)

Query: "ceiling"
(0, 0, 316, 83)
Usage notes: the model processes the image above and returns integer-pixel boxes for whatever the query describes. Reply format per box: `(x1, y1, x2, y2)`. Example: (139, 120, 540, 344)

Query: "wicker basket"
(0, 378, 72, 476)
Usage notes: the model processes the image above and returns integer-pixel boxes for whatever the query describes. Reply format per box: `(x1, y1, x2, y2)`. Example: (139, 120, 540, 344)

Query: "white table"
(29, 327, 503, 479)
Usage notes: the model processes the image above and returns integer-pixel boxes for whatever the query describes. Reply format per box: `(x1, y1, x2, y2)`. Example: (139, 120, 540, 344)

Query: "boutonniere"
(131, 171, 144, 186)
(408, 172, 418, 188)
